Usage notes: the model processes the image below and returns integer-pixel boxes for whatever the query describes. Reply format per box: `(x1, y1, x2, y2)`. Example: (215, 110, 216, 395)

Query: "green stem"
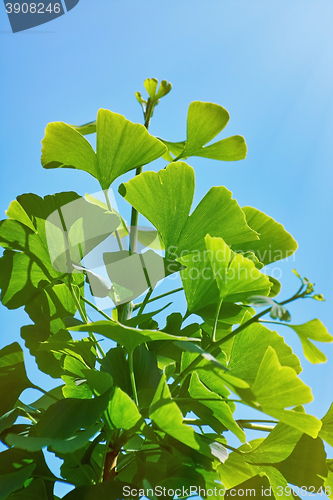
(100, 437, 110, 483)
(81, 295, 113, 321)
(133, 287, 183, 311)
(104, 190, 123, 251)
(129, 351, 139, 406)
(137, 287, 154, 316)
(237, 419, 278, 423)
(176, 397, 241, 403)
(259, 320, 292, 327)
(238, 423, 275, 432)
(129, 100, 154, 255)
(129, 169, 142, 255)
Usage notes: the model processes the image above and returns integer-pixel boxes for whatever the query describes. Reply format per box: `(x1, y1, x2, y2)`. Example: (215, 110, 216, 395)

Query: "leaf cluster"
(0, 79, 332, 500)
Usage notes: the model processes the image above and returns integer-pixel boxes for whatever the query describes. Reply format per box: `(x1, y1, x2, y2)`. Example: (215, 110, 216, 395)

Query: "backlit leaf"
(232, 207, 298, 266)
(42, 110, 166, 189)
(252, 347, 321, 437)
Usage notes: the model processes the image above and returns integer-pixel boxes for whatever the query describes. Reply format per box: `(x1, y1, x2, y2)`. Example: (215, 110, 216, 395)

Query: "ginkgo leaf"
(283, 319, 333, 364)
(205, 235, 272, 303)
(0, 343, 32, 417)
(149, 375, 228, 461)
(232, 206, 298, 265)
(228, 320, 302, 385)
(180, 236, 271, 313)
(252, 347, 321, 438)
(189, 372, 245, 442)
(119, 162, 195, 256)
(120, 162, 257, 258)
(159, 101, 247, 162)
(42, 110, 166, 189)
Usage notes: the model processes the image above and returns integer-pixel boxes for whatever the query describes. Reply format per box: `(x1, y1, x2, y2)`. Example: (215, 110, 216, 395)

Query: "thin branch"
(133, 287, 183, 311)
(81, 295, 113, 322)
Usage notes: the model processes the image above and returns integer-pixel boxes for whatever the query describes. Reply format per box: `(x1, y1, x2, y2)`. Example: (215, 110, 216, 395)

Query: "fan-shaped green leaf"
(252, 347, 321, 437)
(284, 319, 333, 364)
(42, 110, 167, 189)
(183, 101, 230, 156)
(189, 372, 245, 442)
(228, 321, 302, 386)
(119, 161, 195, 256)
(232, 207, 298, 265)
(34, 391, 109, 440)
(120, 163, 257, 257)
(149, 375, 228, 461)
(180, 236, 271, 313)
(0, 343, 32, 417)
(41, 122, 97, 176)
(160, 101, 247, 161)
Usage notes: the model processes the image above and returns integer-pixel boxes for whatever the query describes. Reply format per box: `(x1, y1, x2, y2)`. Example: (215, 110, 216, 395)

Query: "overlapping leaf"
(188, 372, 245, 442)
(251, 347, 321, 437)
(149, 375, 228, 462)
(119, 162, 257, 258)
(180, 236, 271, 313)
(228, 320, 302, 385)
(232, 206, 298, 265)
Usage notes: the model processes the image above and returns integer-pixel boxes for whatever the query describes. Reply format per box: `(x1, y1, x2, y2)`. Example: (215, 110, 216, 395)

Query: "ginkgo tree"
(0, 79, 332, 500)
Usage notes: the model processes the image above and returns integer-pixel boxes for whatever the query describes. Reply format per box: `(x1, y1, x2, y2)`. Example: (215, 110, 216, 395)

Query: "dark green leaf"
(0, 464, 35, 500)
(34, 391, 109, 439)
(8, 479, 48, 500)
(0, 343, 32, 417)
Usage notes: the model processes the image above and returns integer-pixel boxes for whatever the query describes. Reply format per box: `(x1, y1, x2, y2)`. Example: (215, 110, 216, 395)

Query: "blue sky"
(1, 1, 333, 497)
